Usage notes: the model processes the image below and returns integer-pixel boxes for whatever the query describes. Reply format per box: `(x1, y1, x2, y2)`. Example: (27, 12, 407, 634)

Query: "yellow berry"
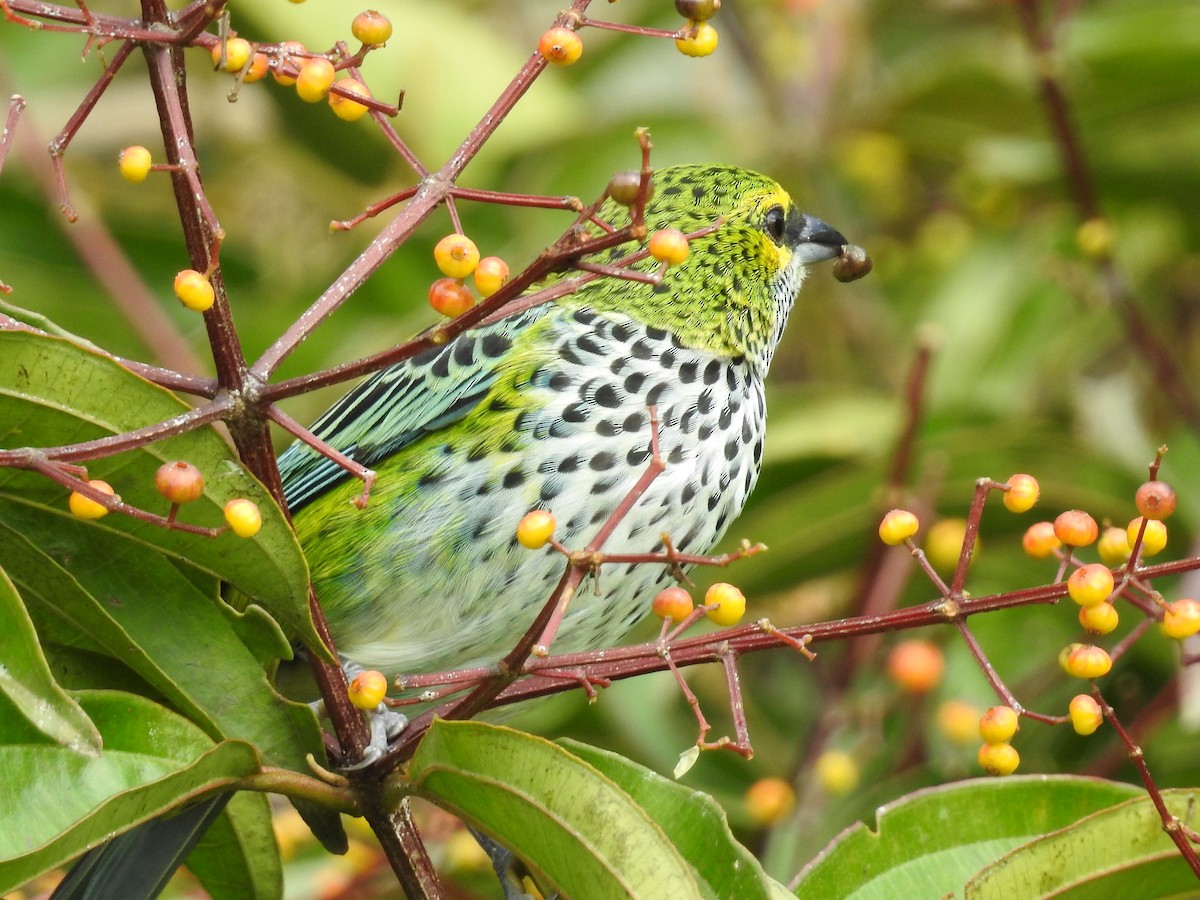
(433, 233, 481, 280)
(878, 508, 919, 545)
(675, 20, 719, 57)
(68, 479, 115, 520)
(1022, 521, 1062, 559)
(937, 699, 981, 746)
(1127, 516, 1167, 557)
(329, 78, 372, 122)
(814, 751, 859, 796)
(516, 510, 556, 549)
(351, 10, 393, 45)
(1097, 526, 1131, 566)
(296, 57, 336, 102)
(978, 741, 1020, 776)
(1079, 601, 1119, 636)
(1002, 473, 1039, 513)
(1065, 644, 1112, 680)
(1068, 694, 1103, 735)
(925, 518, 972, 572)
(538, 27, 583, 66)
(1058, 642, 1084, 674)
(704, 582, 746, 626)
(428, 278, 475, 318)
(473, 256, 510, 298)
(978, 706, 1019, 744)
(154, 460, 205, 505)
(272, 42, 307, 86)
(173, 269, 215, 312)
(347, 669, 388, 710)
(242, 52, 270, 83)
(224, 498, 262, 538)
(1054, 509, 1098, 547)
(1075, 217, 1115, 259)
(118, 145, 153, 183)
(1066, 563, 1114, 607)
(1162, 599, 1200, 639)
(744, 777, 796, 825)
(886, 639, 944, 695)
(652, 586, 694, 622)
(1135, 480, 1176, 520)
(211, 36, 252, 73)
(648, 228, 690, 266)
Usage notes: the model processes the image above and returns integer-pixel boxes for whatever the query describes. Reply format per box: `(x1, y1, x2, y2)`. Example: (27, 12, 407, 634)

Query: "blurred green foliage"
(3, 0, 1199, 894)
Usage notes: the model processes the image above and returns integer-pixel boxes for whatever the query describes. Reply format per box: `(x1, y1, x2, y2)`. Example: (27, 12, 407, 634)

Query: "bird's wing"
(278, 309, 542, 512)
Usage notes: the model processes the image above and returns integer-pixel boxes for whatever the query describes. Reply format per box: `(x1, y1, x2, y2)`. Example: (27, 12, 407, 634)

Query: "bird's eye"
(764, 205, 786, 244)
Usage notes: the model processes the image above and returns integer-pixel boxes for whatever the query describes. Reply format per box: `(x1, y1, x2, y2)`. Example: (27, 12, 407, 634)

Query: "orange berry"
(1053, 509, 1098, 547)
(1068, 694, 1103, 735)
(925, 518, 972, 572)
(1064, 644, 1112, 680)
(878, 508, 919, 545)
(1097, 526, 1131, 566)
(937, 700, 981, 746)
(1135, 480, 1176, 520)
(978, 706, 1019, 744)
(118, 145, 153, 182)
(428, 278, 475, 318)
(1078, 601, 1119, 636)
(1127, 516, 1167, 557)
(329, 79, 372, 122)
(538, 27, 583, 66)
(704, 582, 746, 626)
(652, 586, 694, 622)
(433, 233, 481, 279)
(1066, 563, 1114, 607)
(744, 777, 796, 825)
(516, 510, 556, 549)
(173, 269, 215, 312)
(1022, 521, 1062, 559)
(977, 741, 1019, 776)
(154, 460, 205, 505)
(211, 36, 252, 73)
(68, 479, 115, 520)
(351, 10, 393, 45)
(1162, 599, 1200, 639)
(886, 639, 944, 694)
(347, 669, 388, 709)
(1002, 473, 1039, 513)
(296, 57, 336, 102)
(675, 20, 719, 57)
(814, 751, 859, 796)
(1058, 642, 1083, 674)
(473, 257, 510, 298)
(648, 228, 690, 266)
(271, 42, 307, 86)
(242, 52, 270, 83)
(224, 498, 262, 538)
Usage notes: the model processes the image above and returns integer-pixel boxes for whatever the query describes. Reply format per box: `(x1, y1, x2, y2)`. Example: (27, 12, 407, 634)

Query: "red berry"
(538, 27, 583, 66)
(652, 586, 694, 622)
(1053, 510, 1098, 547)
(1135, 481, 1176, 521)
(428, 278, 474, 318)
(886, 640, 944, 694)
(154, 460, 205, 504)
(1022, 521, 1062, 559)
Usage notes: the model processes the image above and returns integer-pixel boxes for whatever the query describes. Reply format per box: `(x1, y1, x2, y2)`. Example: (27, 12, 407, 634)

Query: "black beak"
(794, 213, 847, 264)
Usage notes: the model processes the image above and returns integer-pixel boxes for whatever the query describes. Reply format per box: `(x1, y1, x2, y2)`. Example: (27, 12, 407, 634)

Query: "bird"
(277, 163, 849, 681)
(51, 164, 852, 900)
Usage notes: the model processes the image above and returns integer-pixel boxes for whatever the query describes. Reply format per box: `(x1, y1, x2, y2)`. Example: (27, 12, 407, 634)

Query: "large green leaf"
(0, 690, 259, 894)
(409, 720, 705, 899)
(793, 775, 1142, 898)
(0, 326, 319, 650)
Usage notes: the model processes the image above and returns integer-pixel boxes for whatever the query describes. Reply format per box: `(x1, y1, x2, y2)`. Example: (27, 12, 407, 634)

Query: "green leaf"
(0, 690, 260, 894)
(966, 788, 1200, 898)
(185, 792, 282, 900)
(409, 720, 704, 900)
(793, 775, 1142, 899)
(0, 326, 320, 652)
(0, 564, 100, 755)
(562, 739, 794, 900)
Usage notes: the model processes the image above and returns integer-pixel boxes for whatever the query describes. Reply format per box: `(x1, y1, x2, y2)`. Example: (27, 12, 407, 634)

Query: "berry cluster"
(429, 233, 510, 318)
(674, 0, 721, 57)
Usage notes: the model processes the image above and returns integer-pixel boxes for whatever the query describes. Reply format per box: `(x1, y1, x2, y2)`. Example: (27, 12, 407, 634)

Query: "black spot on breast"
(681, 482, 697, 503)
(742, 420, 754, 443)
(481, 334, 511, 357)
(652, 281, 671, 295)
(623, 412, 645, 432)
(419, 471, 444, 487)
(645, 325, 667, 341)
(724, 438, 739, 461)
(595, 383, 621, 408)
(753, 439, 763, 464)
(573, 307, 597, 325)
(431, 349, 452, 378)
(624, 372, 646, 394)
(707, 493, 720, 511)
(467, 445, 488, 463)
(697, 390, 714, 414)
(540, 482, 560, 502)
(667, 446, 684, 465)
(412, 346, 440, 366)
(613, 321, 638, 342)
(726, 367, 739, 391)
(454, 339, 475, 367)
(703, 360, 721, 384)
(590, 478, 618, 495)
(679, 361, 698, 384)
(610, 357, 627, 375)
(577, 333, 604, 356)
(631, 340, 653, 360)
(627, 446, 651, 467)
(548, 372, 572, 392)
(560, 345, 582, 366)
(559, 455, 580, 473)
(660, 349, 677, 370)
(719, 406, 733, 429)
(596, 419, 620, 437)
(503, 469, 525, 489)
(646, 382, 667, 406)
(698, 424, 714, 440)
(590, 451, 616, 471)
(563, 402, 589, 423)
(680, 408, 697, 433)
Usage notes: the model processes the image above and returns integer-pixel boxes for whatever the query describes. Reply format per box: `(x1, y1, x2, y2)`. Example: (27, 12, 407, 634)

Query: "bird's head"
(578, 164, 849, 373)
